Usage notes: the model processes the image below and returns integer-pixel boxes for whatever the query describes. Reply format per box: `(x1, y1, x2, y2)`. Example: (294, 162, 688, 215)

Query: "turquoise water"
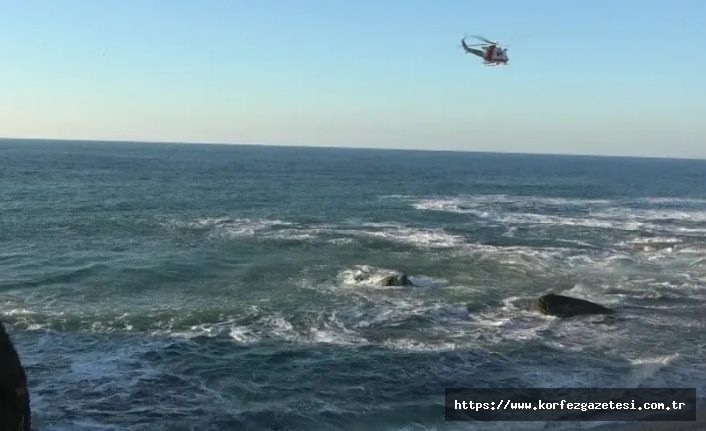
(1, 139, 705, 430)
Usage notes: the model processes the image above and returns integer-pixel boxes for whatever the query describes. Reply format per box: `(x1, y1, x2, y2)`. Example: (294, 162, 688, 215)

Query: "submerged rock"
(530, 293, 615, 318)
(0, 321, 31, 431)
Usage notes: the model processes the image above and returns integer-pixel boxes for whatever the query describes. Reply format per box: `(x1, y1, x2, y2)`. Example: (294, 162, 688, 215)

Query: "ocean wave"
(385, 193, 706, 206)
(406, 194, 706, 233)
(161, 217, 293, 239)
(8, 262, 706, 431)
(385, 194, 615, 207)
(162, 216, 466, 249)
(153, 214, 706, 294)
(158, 197, 706, 262)
(590, 207, 706, 223)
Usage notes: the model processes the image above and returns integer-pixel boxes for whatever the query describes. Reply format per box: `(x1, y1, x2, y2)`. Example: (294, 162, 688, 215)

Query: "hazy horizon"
(1, 0, 704, 159)
(4, 136, 706, 162)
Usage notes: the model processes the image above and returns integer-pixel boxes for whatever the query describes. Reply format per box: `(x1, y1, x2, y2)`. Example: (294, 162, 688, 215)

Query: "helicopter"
(460, 35, 508, 66)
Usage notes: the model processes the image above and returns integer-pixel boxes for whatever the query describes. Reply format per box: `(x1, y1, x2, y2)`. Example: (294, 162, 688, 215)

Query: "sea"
(1, 138, 705, 431)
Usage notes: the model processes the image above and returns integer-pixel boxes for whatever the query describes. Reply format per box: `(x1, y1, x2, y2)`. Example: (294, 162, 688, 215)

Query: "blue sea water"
(1, 139, 705, 431)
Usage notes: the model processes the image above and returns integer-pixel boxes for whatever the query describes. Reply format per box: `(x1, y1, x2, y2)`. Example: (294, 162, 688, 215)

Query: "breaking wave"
(161, 217, 465, 248)
(408, 195, 706, 234)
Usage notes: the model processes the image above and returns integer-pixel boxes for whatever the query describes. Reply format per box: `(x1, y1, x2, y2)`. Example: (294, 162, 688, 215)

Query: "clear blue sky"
(1, 0, 704, 158)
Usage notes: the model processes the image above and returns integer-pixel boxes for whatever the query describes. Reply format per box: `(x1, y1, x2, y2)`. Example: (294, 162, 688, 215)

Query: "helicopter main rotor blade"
(471, 35, 498, 45)
(460, 35, 487, 47)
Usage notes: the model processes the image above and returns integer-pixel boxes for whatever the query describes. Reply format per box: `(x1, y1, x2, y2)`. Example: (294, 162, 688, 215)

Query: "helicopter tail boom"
(460, 38, 484, 58)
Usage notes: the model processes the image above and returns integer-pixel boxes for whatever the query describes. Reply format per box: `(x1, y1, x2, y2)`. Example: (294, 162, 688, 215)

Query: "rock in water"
(0, 321, 31, 431)
(531, 293, 615, 318)
(380, 274, 413, 287)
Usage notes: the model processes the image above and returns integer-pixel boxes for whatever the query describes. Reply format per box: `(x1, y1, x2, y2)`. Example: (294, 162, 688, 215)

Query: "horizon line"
(1, 136, 704, 162)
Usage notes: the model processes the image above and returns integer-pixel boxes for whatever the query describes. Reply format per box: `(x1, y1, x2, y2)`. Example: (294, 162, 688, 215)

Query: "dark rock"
(0, 321, 30, 431)
(380, 274, 413, 287)
(530, 293, 615, 318)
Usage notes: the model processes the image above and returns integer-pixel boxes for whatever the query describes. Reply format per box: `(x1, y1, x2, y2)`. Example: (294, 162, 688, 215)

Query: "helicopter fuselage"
(482, 45, 508, 65)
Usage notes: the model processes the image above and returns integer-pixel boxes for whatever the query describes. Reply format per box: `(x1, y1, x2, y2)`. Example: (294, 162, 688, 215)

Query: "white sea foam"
(163, 216, 466, 248)
(160, 196, 706, 255)
(626, 354, 681, 386)
(593, 207, 706, 223)
(413, 198, 659, 231)
(407, 194, 706, 235)
(162, 216, 294, 239)
(410, 195, 613, 208)
(636, 197, 706, 205)
(347, 226, 465, 248)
